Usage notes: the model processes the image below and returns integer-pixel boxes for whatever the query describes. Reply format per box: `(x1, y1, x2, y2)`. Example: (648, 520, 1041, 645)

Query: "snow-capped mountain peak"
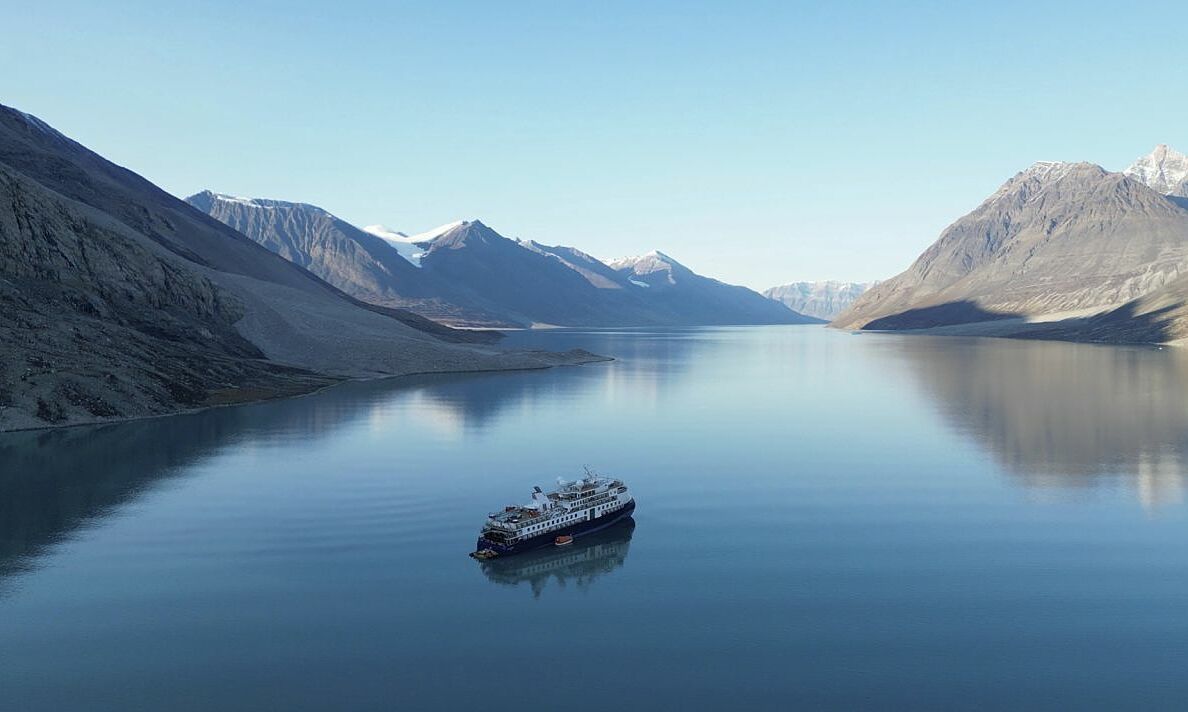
(1124, 144, 1188, 196)
(361, 223, 437, 267)
(610, 250, 681, 269)
(359, 220, 476, 267)
(363, 220, 468, 245)
(608, 250, 695, 289)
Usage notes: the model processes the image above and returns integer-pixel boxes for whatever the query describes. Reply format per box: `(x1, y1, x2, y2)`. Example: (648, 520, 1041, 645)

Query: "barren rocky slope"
(186, 192, 510, 326)
(834, 161, 1188, 332)
(1018, 273, 1188, 345)
(0, 105, 603, 431)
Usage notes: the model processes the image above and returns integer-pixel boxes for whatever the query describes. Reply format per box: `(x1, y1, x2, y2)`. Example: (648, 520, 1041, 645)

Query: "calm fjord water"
(3, 326, 1188, 710)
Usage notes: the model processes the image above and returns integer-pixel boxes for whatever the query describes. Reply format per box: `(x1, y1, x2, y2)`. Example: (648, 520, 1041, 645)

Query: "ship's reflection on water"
(478, 519, 635, 598)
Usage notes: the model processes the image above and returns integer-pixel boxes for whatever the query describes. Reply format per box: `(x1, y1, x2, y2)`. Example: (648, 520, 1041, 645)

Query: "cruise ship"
(471, 470, 635, 559)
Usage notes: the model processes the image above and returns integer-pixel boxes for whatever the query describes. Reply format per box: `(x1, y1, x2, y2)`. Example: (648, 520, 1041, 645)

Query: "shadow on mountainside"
(1021, 302, 1178, 345)
(862, 301, 1020, 330)
(858, 297, 1181, 346)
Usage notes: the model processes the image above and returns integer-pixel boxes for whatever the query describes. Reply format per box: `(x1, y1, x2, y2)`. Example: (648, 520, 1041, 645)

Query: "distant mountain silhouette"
(764, 281, 873, 320)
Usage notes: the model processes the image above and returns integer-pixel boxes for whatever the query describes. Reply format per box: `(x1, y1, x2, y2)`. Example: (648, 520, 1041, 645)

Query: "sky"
(3, 0, 1186, 290)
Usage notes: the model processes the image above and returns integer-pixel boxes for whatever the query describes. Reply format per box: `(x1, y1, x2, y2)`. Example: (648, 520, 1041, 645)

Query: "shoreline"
(832, 318, 1184, 348)
(0, 350, 613, 436)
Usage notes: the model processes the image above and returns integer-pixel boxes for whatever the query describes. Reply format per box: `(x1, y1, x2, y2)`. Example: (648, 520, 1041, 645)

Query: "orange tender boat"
(554, 535, 574, 546)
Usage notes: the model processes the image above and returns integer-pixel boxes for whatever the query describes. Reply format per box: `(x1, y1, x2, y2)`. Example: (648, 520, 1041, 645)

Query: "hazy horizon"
(3, 1, 1185, 290)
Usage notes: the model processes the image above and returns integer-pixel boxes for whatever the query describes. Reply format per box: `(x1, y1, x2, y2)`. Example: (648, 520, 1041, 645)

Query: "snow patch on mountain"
(200, 192, 326, 211)
(208, 192, 274, 208)
(361, 224, 407, 241)
(361, 220, 471, 267)
(406, 220, 466, 243)
(362, 224, 429, 267)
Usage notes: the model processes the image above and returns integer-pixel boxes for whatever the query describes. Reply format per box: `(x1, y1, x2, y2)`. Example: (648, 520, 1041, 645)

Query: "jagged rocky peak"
(1124, 144, 1188, 197)
(974, 160, 1171, 219)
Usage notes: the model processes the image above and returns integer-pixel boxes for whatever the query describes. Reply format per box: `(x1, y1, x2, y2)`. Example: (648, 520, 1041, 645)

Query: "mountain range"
(187, 192, 818, 328)
(763, 281, 874, 320)
(0, 104, 601, 431)
(834, 146, 1188, 343)
(13, 96, 1184, 434)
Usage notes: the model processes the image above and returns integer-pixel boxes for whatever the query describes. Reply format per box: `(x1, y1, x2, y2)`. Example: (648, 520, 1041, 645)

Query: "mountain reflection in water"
(0, 388, 376, 590)
(478, 519, 635, 597)
(0, 368, 604, 593)
(8, 327, 1188, 711)
(894, 337, 1188, 506)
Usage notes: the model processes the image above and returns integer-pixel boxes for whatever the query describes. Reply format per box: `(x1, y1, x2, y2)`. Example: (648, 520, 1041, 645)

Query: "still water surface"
(3, 326, 1188, 710)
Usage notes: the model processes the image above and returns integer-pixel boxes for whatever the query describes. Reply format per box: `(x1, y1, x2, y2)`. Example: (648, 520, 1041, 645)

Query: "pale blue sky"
(3, 1, 1185, 289)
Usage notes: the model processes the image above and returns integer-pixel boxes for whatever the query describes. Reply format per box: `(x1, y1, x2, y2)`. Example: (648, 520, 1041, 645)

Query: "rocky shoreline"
(0, 349, 611, 434)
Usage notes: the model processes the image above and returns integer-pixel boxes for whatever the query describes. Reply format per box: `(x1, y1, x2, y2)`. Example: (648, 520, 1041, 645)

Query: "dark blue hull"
(474, 500, 636, 557)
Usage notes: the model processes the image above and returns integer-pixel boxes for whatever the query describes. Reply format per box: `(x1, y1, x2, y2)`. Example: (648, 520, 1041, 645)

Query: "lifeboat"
(554, 535, 574, 547)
